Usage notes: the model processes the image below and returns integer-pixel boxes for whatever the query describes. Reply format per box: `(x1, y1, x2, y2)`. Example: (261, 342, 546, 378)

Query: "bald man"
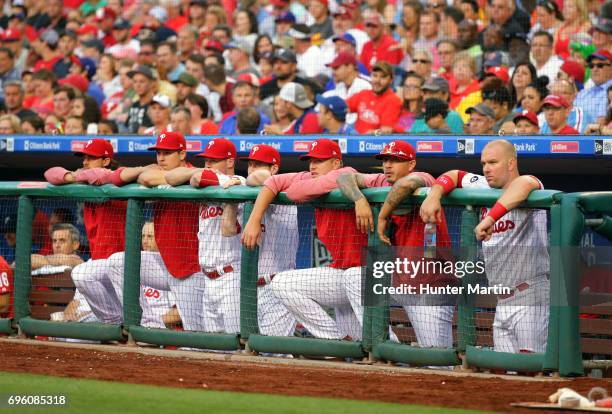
(417, 140, 549, 354)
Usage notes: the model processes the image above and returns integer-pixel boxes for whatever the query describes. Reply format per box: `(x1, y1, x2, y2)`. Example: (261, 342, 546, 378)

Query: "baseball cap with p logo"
(374, 140, 416, 161)
(147, 131, 186, 151)
(196, 137, 237, 159)
(299, 138, 342, 160)
(240, 144, 281, 166)
(75, 138, 114, 158)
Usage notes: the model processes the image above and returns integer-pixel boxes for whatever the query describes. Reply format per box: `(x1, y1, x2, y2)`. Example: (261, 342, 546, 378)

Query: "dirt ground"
(0, 340, 610, 414)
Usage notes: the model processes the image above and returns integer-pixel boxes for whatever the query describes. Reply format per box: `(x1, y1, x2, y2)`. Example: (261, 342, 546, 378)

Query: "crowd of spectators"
(0, 0, 610, 136)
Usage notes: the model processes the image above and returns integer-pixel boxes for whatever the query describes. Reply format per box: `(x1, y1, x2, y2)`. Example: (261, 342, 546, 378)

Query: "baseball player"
(336, 140, 456, 348)
(242, 138, 364, 340)
(419, 139, 549, 353)
(44, 138, 127, 324)
(0, 255, 13, 319)
(165, 138, 245, 334)
(223, 145, 299, 337)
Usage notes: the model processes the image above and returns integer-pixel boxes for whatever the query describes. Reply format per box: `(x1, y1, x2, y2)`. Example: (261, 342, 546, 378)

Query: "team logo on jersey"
(470, 175, 479, 183)
(200, 205, 224, 220)
(144, 288, 161, 299)
(492, 220, 515, 234)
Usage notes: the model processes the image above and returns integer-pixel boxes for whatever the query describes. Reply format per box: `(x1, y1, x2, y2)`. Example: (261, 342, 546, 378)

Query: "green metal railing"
(0, 182, 589, 376)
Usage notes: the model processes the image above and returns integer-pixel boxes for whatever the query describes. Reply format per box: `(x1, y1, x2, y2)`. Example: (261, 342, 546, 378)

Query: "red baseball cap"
(204, 39, 224, 53)
(75, 138, 114, 158)
(147, 131, 187, 151)
(299, 139, 342, 160)
(240, 144, 281, 166)
(374, 140, 416, 161)
(59, 74, 89, 93)
(560, 60, 585, 84)
(95, 7, 117, 22)
(236, 73, 260, 87)
(485, 66, 509, 84)
(197, 138, 237, 159)
(513, 110, 539, 127)
(76, 24, 98, 36)
(270, 0, 289, 6)
(1, 28, 20, 41)
(587, 49, 612, 62)
(326, 52, 357, 69)
(542, 94, 570, 109)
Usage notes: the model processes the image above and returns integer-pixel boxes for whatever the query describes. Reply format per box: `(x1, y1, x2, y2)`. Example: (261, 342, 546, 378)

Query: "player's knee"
(70, 262, 89, 285)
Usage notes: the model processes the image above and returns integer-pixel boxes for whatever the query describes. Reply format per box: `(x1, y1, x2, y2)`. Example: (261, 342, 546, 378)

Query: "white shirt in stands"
(258, 204, 299, 276)
(197, 172, 246, 268)
(459, 173, 550, 287)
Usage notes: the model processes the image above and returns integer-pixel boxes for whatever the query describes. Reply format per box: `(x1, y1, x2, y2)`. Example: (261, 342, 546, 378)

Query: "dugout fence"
(0, 182, 607, 377)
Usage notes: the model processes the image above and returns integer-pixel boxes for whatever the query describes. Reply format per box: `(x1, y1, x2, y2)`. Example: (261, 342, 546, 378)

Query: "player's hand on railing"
(241, 219, 262, 250)
(355, 198, 374, 234)
(223, 177, 243, 189)
(474, 216, 495, 242)
(419, 196, 443, 224)
(377, 215, 392, 245)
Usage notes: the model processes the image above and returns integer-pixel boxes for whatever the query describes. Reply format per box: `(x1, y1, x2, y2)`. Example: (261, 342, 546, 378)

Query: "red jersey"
(0, 256, 13, 319)
(359, 34, 404, 73)
(314, 209, 368, 269)
(153, 164, 200, 279)
(346, 88, 402, 133)
(555, 125, 579, 135)
(84, 201, 127, 260)
(285, 110, 323, 134)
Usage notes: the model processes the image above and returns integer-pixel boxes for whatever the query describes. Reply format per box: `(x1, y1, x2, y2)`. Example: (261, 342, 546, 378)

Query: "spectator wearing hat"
(309, 0, 333, 41)
(528, 0, 563, 41)
(465, 103, 496, 134)
(394, 72, 424, 132)
(177, 25, 199, 63)
(482, 80, 515, 134)
(94, 7, 118, 48)
(259, 48, 323, 107)
(541, 79, 594, 134)
(173, 72, 198, 105)
(541, 94, 578, 134)
(31, 29, 61, 73)
(3, 81, 36, 120)
(316, 94, 357, 135)
(143, 94, 172, 136)
(575, 50, 612, 123)
(288, 24, 324, 78)
(0, 47, 19, 100)
(330, 33, 369, 76)
(272, 10, 295, 50)
(126, 65, 157, 133)
(557, 59, 585, 91)
(423, 98, 451, 133)
(1, 28, 27, 74)
(513, 110, 540, 134)
(203, 63, 235, 122)
(530, 31, 563, 81)
(590, 17, 612, 51)
(413, 11, 441, 71)
(144, 6, 177, 44)
(226, 40, 258, 78)
(347, 61, 402, 134)
(331, 3, 369, 54)
(156, 42, 185, 82)
(360, 13, 403, 73)
(450, 52, 482, 122)
(264, 82, 322, 134)
(107, 18, 140, 59)
(410, 76, 465, 134)
(220, 80, 271, 134)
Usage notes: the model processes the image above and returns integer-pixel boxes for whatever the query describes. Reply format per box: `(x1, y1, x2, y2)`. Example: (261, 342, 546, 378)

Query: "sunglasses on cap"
(589, 62, 610, 69)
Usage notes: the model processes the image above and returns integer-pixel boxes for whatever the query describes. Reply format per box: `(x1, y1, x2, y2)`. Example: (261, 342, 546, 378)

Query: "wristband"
(487, 202, 508, 222)
(434, 174, 456, 194)
(199, 169, 220, 188)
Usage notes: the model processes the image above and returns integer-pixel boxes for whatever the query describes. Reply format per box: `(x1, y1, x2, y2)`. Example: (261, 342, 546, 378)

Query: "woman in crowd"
(397, 0, 422, 58)
(93, 54, 121, 100)
(519, 75, 549, 125)
(264, 95, 294, 134)
(554, 0, 591, 59)
(21, 115, 45, 134)
(71, 95, 101, 131)
(184, 92, 219, 134)
(29, 69, 56, 117)
(405, 49, 433, 80)
(0, 114, 22, 134)
(509, 62, 537, 110)
(529, 0, 564, 40)
(395, 72, 425, 132)
(449, 52, 481, 122)
(232, 9, 258, 54)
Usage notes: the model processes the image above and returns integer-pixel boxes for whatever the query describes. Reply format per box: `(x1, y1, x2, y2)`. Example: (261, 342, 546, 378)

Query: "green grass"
(0, 371, 494, 414)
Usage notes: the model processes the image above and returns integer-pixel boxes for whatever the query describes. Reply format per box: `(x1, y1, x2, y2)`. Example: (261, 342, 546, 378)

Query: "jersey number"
(0, 272, 9, 289)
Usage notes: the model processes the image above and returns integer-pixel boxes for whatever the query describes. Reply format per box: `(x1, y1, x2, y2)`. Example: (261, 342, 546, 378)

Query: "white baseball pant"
(343, 270, 454, 347)
(201, 263, 241, 334)
(258, 282, 296, 337)
(271, 267, 362, 340)
(71, 259, 123, 324)
(107, 251, 206, 332)
(493, 279, 549, 353)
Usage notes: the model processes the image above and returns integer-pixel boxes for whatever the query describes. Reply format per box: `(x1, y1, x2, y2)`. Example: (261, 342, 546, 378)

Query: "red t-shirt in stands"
(554, 125, 579, 135)
(346, 88, 402, 133)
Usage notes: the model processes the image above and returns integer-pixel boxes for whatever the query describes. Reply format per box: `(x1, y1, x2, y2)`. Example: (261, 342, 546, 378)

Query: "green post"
(557, 194, 584, 376)
(240, 202, 259, 339)
(544, 200, 561, 373)
(362, 205, 381, 353)
(457, 205, 478, 352)
(123, 199, 143, 327)
(370, 206, 392, 359)
(13, 195, 34, 323)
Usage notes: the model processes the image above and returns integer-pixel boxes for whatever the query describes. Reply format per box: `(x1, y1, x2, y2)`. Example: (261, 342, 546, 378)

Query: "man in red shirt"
(346, 61, 402, 134)
(359, 13, 403, 72)
(541, 95, 579, 135)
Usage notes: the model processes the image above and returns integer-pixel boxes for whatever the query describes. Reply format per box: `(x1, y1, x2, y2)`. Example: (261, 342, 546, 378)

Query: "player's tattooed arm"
(221, 204, 239, 237)
(377, 175, 427, 244)
(337, 173, 374, 234)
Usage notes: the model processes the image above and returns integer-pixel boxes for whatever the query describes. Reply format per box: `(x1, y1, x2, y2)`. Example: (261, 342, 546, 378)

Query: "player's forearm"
(165, 167, 199, 186)
(44, 167, 73, 185)
(380, 176, 425, 218)
(30, 254, 48, 269)
(336, 173, 366, 202)
(221, 204, 239, 237)
(495, 176, 541, 211)
(246, 170, 272, 187)
(119, 166, 148, 184)
(46, 254, 83, 267)
(138, 170, 167, 187)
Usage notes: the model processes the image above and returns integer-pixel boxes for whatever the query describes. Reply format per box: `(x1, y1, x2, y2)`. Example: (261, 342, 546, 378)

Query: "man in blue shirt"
(316, 94, 357, 135)
(219, 80, 270, 134)
(574, 50, 612, 123)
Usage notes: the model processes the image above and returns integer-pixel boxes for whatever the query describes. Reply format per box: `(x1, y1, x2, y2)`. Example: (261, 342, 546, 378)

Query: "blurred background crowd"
(0, 0, 610, 137)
